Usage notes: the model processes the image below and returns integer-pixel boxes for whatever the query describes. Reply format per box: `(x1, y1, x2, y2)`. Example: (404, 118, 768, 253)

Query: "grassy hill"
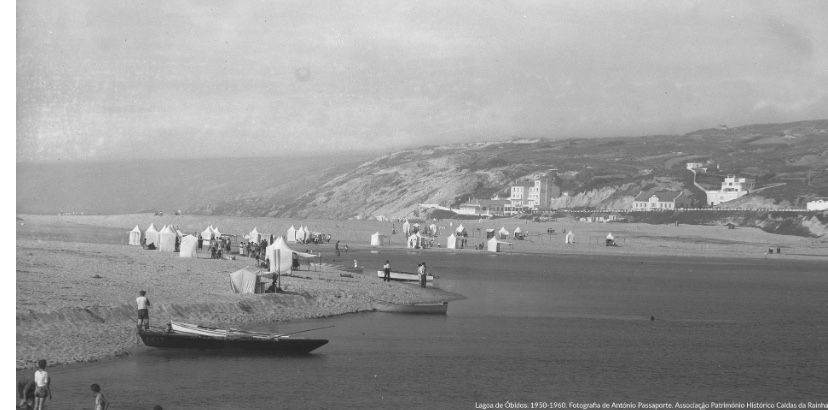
(16, 120, 828, 218)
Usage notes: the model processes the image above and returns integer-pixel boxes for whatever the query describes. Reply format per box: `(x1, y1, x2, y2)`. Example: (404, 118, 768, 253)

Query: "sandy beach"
(16, 213, 827, 370)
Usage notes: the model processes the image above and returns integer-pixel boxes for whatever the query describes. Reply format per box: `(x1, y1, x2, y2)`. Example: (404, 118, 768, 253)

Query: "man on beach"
(136, 290, 151, 332)
(383, 260, 391, 282)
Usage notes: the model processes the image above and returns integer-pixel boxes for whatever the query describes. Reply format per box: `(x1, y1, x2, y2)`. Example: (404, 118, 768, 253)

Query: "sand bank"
(16, 236, 460, 370)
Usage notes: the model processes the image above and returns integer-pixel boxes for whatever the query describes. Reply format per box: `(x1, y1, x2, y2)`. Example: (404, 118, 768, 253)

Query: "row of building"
(450, 164, 827, 216)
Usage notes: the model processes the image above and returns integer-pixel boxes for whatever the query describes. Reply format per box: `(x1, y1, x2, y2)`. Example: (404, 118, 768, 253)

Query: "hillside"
(251, 119, 828, 218)
(16, 120, 828, 218)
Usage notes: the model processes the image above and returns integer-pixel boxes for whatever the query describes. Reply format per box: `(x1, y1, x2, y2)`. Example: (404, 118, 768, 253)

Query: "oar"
(274, 325, 335, 338)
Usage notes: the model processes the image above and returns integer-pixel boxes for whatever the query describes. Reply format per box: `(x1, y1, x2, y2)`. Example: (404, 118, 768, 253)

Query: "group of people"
(334, 240, 349, 256)
(16, 359, 132, 410)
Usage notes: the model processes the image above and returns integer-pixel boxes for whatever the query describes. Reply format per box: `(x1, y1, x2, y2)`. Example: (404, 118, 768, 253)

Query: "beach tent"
(265, 236, 317, 274)
(429, 223, 438, 235)
(446, 233, 458, 249)
(159, 225, 178, 252)
(295, 226, 305, 243)
(212, 226, 222, 238)
(129, 225, 142, 245)
(498, 227, 510, 239)
(229, 268, 259, 294)
(407, 233, 427, 249)
(144, 224, 160, 247)
(370, 232, 390, 247)
(487, 237, 510, 252)
(179, 235, 198, 258)
(485, 228, 495, 239)
(513, 227, 523, 239)
(248, 227, 261, 243)
(565, 230, 575, 244)
(286, 225, 297, 242)
(402, 220, 411, 236)
(455, 224, 467, 236)
(201, 226, 215, 246)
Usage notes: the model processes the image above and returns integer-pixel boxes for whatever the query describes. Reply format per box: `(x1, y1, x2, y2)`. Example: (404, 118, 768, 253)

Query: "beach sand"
(16, 213, 827, 370)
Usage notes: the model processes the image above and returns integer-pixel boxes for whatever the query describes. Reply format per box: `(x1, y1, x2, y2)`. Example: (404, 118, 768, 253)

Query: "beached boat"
(373, 301, 448, 314)
(376, 270, 435, 282)
(138, 321, 329, 354)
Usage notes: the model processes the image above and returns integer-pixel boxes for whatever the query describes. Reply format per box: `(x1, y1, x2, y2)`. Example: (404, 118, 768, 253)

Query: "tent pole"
(277, 249, 281, 289)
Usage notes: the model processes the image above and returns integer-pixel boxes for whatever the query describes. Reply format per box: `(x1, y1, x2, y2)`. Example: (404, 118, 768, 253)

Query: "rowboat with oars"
(138, 321, 330, 354)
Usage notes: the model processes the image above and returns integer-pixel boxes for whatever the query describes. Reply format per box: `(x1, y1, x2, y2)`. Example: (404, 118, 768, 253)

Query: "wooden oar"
(274, 325, 335, 338)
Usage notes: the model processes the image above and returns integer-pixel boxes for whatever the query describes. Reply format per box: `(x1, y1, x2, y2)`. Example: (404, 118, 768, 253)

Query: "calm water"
(47, 250, 828, 409)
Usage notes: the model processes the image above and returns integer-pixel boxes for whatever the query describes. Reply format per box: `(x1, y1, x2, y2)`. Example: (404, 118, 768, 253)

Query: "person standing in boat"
(383, 260, 391, 282)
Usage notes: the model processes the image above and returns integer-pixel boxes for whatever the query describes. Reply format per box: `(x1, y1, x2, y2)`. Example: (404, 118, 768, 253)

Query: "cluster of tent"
(129, 224, 218, 258)
(286, 225, 315, 243)
(401, 220, 439, 236)
(229, 236, 318, 294)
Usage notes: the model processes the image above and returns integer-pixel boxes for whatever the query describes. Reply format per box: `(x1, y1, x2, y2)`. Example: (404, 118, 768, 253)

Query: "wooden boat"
(373, 301, 448, 314)
(138, 321, 329, 354)
(376, 270, 435, 282)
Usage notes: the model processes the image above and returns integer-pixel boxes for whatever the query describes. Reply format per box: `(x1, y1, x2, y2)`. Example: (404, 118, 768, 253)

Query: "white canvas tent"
(248, 227, 261, 243)
(455, 224, 467, 236)
(370, 232, 390, 247)
(513, 226, 523, 238)
(201, 226, 215, 246)
(179, 235, 198, 258)
(286, 225, 297, 242)
(407, 233, 427, 249)
(446, 233, 458, 249)
(144, 224, 160, 247)
(229, 268, 260, 294)
(212, 226, 222, 238)
(159, 225, 177, 252)
(487, 236, 510, 252)
(498, 227, 510, 239)
(129, 225, 142, 245)
(429, 223, 438, 235)
(265, 236, 317, 274)
(565, 230, 575, 244)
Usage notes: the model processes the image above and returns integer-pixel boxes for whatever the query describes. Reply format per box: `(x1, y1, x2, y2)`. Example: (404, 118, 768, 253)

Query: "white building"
(632, 191, 688, 210)
(509, 173, 557, 210)
(806, 198, 828, 211)
(705, 175, 755, 206)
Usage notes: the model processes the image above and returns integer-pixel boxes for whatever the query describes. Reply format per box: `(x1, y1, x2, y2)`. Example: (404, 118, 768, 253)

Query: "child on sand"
(90, 384, 109, 410)
(33, 359, 51, 410)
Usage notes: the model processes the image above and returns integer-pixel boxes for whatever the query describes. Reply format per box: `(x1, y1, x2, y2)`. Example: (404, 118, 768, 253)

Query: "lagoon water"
(49, 250, 827, 409)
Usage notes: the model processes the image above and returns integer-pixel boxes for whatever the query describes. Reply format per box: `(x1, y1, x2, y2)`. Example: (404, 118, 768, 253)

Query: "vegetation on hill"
(16, 120, 828, 221)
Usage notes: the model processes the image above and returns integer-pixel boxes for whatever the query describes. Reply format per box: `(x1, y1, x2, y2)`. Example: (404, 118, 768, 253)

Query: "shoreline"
(16, 213, 827, 370)
(16, 236, 462, 370)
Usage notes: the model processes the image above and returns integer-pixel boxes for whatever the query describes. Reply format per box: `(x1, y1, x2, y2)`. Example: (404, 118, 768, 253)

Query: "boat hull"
(376, 270, 434, 281)
(139, 330, 328, 354)
(374, 301, 448, 314)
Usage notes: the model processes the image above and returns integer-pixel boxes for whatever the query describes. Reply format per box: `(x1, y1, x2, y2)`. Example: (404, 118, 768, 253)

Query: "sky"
(15, 0, 828, 162)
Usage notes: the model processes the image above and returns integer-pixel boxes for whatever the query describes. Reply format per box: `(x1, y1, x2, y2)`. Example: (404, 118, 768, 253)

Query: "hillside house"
(705, 175, 755, 206)
(509, 173, 560, 210)
(632, 191, 688, 211)
(806, 198, 828, 211)
(456, 199, 512, 217)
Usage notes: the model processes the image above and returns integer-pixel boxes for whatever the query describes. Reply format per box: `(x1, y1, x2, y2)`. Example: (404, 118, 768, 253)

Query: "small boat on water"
(376, 270, 435, 282)
(138, 321, 329, 354)
(373, 301, 448, 314)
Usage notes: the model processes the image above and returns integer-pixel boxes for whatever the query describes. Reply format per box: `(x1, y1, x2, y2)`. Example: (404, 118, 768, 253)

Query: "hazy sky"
(16, 0, 828, 161)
